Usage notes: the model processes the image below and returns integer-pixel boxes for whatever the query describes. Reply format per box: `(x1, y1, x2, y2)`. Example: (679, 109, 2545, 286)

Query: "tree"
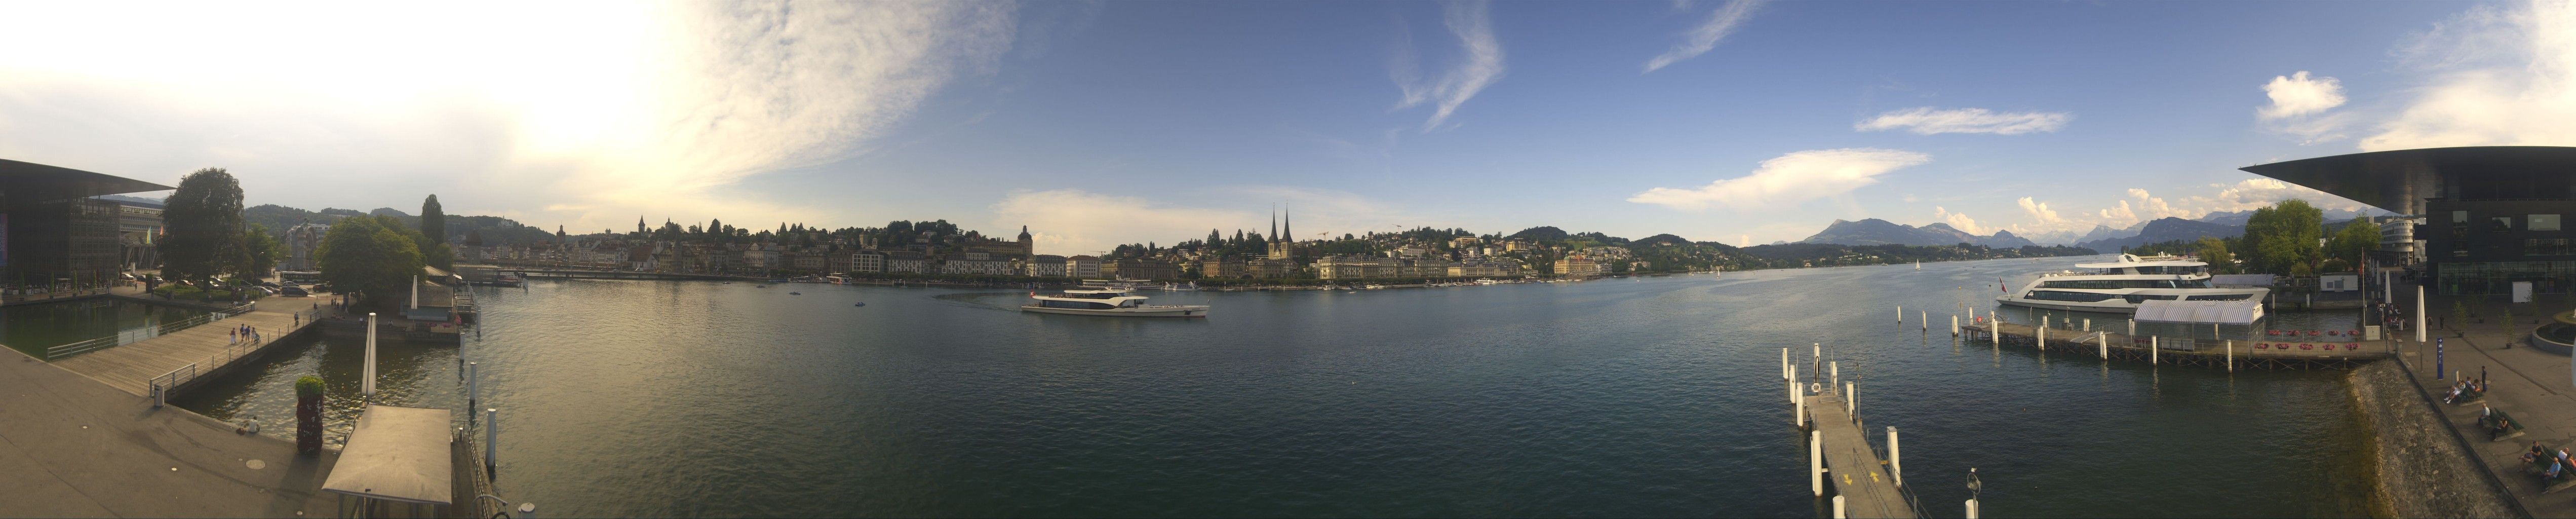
(158, 168, 246, 285)
(240, 224, 284, 279)
(2243, 199, 2323, 275)
(419, 195, 452, 270)
(2194, 237, 2235, 274)
(315, 215, 426, 307)
(2324, 216, 2378, 271)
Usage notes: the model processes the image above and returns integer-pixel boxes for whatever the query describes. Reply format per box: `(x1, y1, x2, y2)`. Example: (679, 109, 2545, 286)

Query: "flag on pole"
(1999, 277, 2007, 293)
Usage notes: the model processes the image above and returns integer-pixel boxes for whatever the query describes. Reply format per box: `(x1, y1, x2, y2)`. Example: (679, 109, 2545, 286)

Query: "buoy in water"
(853, 302, 867, 307)
(790, 292, 801, 295)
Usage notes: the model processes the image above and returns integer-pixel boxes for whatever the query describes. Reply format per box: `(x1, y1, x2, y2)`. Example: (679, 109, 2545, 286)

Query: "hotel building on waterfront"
(2243, 146, 2576, 295)
(0, 159, 173, 292)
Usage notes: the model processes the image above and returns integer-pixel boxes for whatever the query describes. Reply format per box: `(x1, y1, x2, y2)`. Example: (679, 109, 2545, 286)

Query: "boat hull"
(1020, 305, 1211, 318)
(1995, 287, 2271, 314)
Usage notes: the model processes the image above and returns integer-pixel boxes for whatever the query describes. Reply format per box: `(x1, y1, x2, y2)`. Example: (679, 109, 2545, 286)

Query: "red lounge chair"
(2307, 330, 2321, 336)
(2345, 344, 2359, 350)
(2299, 344, 2315, 350)
(2328, 330, 2340, 336)
(2348, 330, 2361, 337)
(2256, 343, 2270, 349)
(2267, 330, 2281, 336)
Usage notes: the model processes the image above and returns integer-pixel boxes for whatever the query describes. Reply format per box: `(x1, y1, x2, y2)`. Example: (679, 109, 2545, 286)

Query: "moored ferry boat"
(1022, 287, 1210, 317)
(1996, 254, 2269, 313)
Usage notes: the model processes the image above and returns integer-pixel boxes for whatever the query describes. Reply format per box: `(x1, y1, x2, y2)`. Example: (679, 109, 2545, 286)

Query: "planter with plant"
(295, 376, 324, 455)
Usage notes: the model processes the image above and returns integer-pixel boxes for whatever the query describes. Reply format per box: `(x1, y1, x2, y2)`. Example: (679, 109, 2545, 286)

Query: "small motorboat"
(853, 302, 867, 307)
(789, 292, 802, 295)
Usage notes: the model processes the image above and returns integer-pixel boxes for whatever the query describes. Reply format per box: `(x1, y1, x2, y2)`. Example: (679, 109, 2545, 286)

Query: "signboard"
(2514, 281, 2534, 303)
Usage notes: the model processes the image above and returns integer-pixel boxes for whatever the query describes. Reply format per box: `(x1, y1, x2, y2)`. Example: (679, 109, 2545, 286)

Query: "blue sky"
(1, 1, 2565, 254)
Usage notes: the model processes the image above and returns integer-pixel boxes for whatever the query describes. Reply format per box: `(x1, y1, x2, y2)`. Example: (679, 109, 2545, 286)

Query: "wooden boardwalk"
(1804, 390, 1915, 518)
(1962, 321, 2393, 369)
(53, 302, 328, 397)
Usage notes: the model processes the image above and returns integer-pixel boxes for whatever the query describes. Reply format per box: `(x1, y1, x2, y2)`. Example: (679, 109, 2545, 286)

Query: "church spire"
(1270, 204, 1278, 243)
(1282, 203, 1291, 244)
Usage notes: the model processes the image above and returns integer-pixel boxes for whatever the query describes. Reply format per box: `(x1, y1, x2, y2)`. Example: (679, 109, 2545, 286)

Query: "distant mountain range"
(2073, 217, 2243, 251)
(1866, 206, 2386, 248)
(1798, 218, 2035, 247)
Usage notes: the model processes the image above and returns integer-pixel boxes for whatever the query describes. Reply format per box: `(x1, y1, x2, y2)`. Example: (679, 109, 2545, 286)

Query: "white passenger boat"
(1022, 287, 1210, 318)
(1995, 254, 2269, 313)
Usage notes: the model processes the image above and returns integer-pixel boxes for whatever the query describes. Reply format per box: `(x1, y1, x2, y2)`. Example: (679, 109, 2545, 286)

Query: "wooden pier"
(52, 298, 331, 398)
(1786, 350, 1925, 518)
(1960, 320, 2392, 370)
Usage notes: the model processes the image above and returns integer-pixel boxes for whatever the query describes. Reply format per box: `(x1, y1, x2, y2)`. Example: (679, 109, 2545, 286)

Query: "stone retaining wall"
(2347, 361, 2521, 518)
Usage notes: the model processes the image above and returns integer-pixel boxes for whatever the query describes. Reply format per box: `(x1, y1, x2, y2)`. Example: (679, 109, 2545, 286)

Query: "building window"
(2530, 238, 2572, 256)
(2493, 217, 2515, 232)
(2535, 214, 2563, 232)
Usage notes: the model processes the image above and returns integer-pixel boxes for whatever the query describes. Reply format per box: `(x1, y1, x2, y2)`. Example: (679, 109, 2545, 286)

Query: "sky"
(2, 1, 2571, 255)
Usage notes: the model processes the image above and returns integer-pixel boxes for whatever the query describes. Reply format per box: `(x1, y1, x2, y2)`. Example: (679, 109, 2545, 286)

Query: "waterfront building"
(1449, 236, 1481, 249)
(107, 197, 163, 271)
(844, 251, 885, 274)
(1029, 254, 1067, 277)
(2242, 146, 2576, 295)
(792, 250, 827, 272)
(1448, 260, 1521, 278)
(1246, 257, 1297, 278)
(1100, 258, 1178, 280)
(886, 251, 930, 274)
(1200, 255, 1246, 278)
(1066, 255, 1101, 278)
(941, 256, 1014, 275)
(285, 221, 331, 272)
(1554, 254, 1601, 277)
(0, 159, 172, 291)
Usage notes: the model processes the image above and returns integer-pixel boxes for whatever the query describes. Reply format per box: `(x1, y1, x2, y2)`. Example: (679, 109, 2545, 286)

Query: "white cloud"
(1627, 148, 1931, 211)
(1854, 107, 2071, 135)
(1643, 0, 1762, 73)
(1933, 206, 1986, 234)
(2016, 197, 2061, 223)
(2359, 2, 2576, 151)
(2085, 180, 2364, 228)
(0, 2, 1018, 232)
(1392, 1, 1506, 132)
(2257, 71, 2348, 120)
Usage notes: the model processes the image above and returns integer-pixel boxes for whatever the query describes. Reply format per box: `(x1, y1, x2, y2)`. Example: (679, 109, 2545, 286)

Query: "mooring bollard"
(2098, 335, 2107, 359)
(1951, 315, 1960, 336)
(1846, 383, 1856, 416)
(2082, 318, 2090, 331)
(1967, 499, 1980, 518)
(2226, 340, 2234, 372)
(1833, 495, 1847, 518)
(485, 407, 499, 477)
(1897, 305, 1903, 323)
(1921, 311, 1927, 330)
(1782, 348, 1790, 380)
(2151, 336, 2159, 364)
(1793, 382, 1805, 427)
(467, 362, 480, 410)
(1830, 361, 1839, 390)
(1811, 430, 1824, 497)
(1888, 426, 1902, 487)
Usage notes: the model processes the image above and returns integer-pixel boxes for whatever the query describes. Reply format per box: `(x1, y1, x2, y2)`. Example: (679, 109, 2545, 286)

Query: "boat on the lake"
(1996, 254, 2268, 313)
(1022, 286, 1209, 318)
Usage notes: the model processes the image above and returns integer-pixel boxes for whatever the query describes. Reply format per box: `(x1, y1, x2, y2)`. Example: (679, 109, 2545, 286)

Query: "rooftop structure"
(0, 159, 174, 291)
(2242, 146, 2576, 295)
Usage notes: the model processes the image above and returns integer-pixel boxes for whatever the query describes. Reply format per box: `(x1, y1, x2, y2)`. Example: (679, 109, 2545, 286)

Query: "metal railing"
(148, 362, 196, 408)
(44, 302, 258, 360)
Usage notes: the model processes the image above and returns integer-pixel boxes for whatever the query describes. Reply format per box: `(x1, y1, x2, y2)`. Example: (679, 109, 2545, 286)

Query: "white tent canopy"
(2132, 299, 2265, 325)
(321, 405, 454, 505)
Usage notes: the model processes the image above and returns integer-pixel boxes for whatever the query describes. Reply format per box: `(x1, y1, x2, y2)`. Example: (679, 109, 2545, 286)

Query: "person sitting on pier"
(2525, 442, 2550, 465)
(2491, 416, 2517, 441)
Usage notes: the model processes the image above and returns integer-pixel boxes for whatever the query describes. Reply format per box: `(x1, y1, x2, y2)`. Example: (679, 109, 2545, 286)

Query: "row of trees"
(2132, 199, 2383, 276)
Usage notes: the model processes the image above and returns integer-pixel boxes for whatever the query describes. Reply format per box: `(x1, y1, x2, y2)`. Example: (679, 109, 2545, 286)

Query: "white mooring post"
(1952, 315, 1960, 336)
(1811, 430, 1825, 496)
(2128, 320, 2136, 337)
(2226, 341, 2234, 372)
(1967, 499, 1980, 518)
(1888, 426, 1902, 487)
(467, 362, 480, 410)
(2151, 336, 2159, 364)
(2416, 285, 2427, 344)
(2082, 318, 2091, 331)
(1782, 348, 1790, 380)
(1898, 306, 1903, 323)
(2099, 335, 2107, 359)
(1830, 361, 1840, 390)
(1921, 311, 1927, 330)
(1846, 383, 1856, 416)
(363, 313, 378, 399)
(1793, 382, 1805, 427)
(484, 407, 499, 476)
(1789, 365, 1800, 403)
(1833, 495, 1847, 518)
(1813, 343, 1820, 363)
(2037, 325, 2045, 349)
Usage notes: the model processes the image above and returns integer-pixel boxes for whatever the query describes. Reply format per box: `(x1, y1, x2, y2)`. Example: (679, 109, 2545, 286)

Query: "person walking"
(228, 327, 237, 345)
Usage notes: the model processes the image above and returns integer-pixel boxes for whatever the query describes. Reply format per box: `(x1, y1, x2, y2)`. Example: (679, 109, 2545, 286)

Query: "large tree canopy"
(158, 168, 245, 284)
(2324, 216, 2379, 272)
(241, 224, 283, 279)
(316, 215, 425, 306)
(2242, 199, 2323, 276)
(419, 195, 452, 270)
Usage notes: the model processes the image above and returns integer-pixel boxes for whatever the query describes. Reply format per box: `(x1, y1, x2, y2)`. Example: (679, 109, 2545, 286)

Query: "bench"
(2448, 383, 2488, 405)
(2482, 408, 2527, 441)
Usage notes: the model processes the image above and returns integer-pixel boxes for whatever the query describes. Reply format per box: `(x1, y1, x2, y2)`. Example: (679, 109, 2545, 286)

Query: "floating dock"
(1786, 349, 1931, 518)
(1961, 321, 2392, 369)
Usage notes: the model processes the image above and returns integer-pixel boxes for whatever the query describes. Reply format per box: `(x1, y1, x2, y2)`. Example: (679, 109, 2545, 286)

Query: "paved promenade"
(0, 342, 341, 516)
(2395, 285, 2576, 517)
(53, 296, 327, 397)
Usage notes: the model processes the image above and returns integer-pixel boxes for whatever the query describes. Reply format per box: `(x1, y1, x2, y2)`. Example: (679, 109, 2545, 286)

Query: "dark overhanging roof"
(2239, 145, 2576, 215)
(0, 159, 175, 202)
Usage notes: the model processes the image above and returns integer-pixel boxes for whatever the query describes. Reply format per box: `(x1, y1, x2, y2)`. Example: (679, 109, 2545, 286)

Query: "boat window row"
(2040, 279, 2212, 289)
(1038, 300, 1118, 310)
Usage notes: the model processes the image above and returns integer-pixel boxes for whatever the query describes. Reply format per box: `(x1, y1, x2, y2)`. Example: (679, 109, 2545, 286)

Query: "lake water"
(177, 255, 2374, 517)
(2, 298, 206, 358)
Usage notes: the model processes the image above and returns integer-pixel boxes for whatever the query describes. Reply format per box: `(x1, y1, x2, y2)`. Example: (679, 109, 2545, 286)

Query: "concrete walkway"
(2397, 285, 2576, 517)
(52, 296, 328, 397)
(0, 344, 341, 516)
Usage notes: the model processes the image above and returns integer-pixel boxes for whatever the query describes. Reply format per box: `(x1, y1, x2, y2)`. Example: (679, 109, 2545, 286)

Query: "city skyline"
(1, 1, 2563, 254)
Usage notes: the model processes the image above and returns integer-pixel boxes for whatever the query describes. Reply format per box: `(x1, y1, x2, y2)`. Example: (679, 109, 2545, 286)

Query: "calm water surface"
(180, 255, 2374, 517)
(2, 298, 205, 357)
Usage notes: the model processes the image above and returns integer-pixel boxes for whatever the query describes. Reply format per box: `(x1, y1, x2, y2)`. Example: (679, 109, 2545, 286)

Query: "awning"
(2209, 274, 2275, 287)
(320, 405, 453, 505)
(2133, 299, 2265, 325)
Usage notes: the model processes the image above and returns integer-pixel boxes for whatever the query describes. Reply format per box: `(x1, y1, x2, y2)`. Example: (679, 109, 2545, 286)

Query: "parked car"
(279, 287, 309, 296)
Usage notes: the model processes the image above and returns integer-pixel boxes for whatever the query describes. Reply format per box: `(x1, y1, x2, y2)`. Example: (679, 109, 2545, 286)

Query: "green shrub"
(294, 376, 324, 397)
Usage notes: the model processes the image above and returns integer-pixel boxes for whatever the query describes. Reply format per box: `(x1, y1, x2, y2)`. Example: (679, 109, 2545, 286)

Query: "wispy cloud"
(1627, 148, 1931, 211)
(1643, 0, 1762, 73)
(1854, 107, 2071, 135)
(2016, 197, 2061, 223)
(1933, 206, 1987, 234)
(0, 2, 1018, 232)
(2358, 2, 2576, 151)
(1392, 1, 1506, 132)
